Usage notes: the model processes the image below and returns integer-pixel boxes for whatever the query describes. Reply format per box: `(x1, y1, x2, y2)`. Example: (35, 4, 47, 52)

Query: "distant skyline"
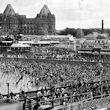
(0, 0, 110, 30)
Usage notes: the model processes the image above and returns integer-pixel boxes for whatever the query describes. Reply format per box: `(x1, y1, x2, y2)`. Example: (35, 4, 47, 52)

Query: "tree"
(76, 28, 84, 38)
(58, 28, 76, 36)
(97, 35, 105, 39)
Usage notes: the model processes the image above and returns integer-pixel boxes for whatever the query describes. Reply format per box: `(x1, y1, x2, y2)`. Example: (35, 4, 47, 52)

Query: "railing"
(52, 94, 110, 110)
(35, 93, 110, 110)
(1, 77, 110, 99)
(0, 55, 108, 64)
(0, 55, 107, 63)
(1, 89, 110, 110)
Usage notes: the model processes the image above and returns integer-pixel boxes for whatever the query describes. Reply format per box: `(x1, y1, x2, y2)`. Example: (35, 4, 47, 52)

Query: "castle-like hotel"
(0, 4, 55, 35)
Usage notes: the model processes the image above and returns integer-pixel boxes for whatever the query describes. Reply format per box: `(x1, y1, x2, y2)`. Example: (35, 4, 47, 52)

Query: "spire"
(40, 5, 51, 16)
(3, 4, 15, 16)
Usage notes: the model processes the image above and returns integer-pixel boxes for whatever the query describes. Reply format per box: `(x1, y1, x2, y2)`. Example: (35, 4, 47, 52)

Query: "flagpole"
(7, 83, 9, 98)
(99, 54, 103, 98)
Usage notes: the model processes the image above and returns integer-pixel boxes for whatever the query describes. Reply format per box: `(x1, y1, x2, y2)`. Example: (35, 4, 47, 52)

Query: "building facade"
(0, 4, 55, 35)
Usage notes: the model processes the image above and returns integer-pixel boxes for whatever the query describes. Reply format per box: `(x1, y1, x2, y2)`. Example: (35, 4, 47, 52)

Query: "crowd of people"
(0, 58, 98, 94)
(0, 46, 110, 109)
(1, 46, 110, 64)
(0, 56, 110, 94)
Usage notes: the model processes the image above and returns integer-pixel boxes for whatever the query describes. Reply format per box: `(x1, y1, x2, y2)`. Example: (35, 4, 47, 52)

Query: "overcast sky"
(0, 0, 110, 30)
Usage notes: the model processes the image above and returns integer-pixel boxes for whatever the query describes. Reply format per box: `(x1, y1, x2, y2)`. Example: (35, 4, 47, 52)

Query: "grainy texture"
(0, 4, 55, 35)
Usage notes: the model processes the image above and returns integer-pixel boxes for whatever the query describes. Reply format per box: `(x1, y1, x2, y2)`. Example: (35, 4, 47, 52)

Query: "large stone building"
(0, 4, 55, 35)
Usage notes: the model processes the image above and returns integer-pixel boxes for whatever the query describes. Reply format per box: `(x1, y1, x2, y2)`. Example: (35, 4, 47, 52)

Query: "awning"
(11, 43, 30, 48)
(78, 51, 92, 53)
(100, 52, 110, 55)
(2, 41, 13, 43)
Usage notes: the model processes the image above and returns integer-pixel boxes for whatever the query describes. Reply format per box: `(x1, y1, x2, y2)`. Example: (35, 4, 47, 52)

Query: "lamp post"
(100, 70, 103, 98)
(98, 62, 103, 98)
(7, 83, 9, 98)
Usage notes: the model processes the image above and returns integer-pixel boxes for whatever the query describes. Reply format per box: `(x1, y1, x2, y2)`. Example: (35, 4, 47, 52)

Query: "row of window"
(84, 40, 108, 45)
(22, 22, 34, 25)
(81, 45, 110, 49)
(22, 30, 35, 34)
(22, 26, 34, 29)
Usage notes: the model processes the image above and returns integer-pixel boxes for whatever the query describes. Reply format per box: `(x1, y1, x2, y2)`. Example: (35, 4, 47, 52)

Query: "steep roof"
(3, 4, 15, 16)
(40, 5, 51, 16)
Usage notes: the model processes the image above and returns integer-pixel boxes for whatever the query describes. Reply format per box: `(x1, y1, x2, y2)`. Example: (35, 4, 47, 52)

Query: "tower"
(0, 4, 56, 35)
(3, 4, 15, 16)
(2, 4, 19, 34)
(102, 20, 104, 33)
(35, 5, 55, 35)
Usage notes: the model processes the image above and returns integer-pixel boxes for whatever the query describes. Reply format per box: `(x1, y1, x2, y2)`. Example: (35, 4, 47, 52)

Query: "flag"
(16, 75, 23, 85)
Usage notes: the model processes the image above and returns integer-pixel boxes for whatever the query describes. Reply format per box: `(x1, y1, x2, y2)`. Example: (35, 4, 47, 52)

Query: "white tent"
(11, 43, 30, 48)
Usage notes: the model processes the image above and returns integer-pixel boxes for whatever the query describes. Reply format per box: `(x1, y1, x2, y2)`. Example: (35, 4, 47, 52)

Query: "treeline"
(57, 28, 110, 38)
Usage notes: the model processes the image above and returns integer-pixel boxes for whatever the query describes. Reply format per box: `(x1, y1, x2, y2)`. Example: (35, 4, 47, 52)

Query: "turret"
(40, 5, 51, 17)
(3, 4, 15, 16)
(35, 5, 55, 35)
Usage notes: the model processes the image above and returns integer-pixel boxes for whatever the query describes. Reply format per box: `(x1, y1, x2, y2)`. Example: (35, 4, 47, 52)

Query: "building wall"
(48, 14, 55, 35)
(1, 15, 19, 34)
(0, 8, 55, 35)
(35, 13, 55, 35)
(0, 14, 2, 27)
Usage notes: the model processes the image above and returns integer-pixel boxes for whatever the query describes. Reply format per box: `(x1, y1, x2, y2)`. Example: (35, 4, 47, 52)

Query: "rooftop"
(3, 4, 15, 16)
(40, 5, 51, 16)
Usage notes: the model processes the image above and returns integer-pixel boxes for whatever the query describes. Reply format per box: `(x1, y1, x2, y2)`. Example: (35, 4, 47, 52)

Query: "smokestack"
(102, 20, 104, 32)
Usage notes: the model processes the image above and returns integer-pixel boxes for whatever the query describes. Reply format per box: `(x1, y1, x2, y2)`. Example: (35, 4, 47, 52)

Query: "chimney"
(102, 20, 104, 32)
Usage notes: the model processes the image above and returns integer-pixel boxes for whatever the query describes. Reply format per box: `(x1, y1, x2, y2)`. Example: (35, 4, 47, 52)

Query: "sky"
(0, 0, 110, 30)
